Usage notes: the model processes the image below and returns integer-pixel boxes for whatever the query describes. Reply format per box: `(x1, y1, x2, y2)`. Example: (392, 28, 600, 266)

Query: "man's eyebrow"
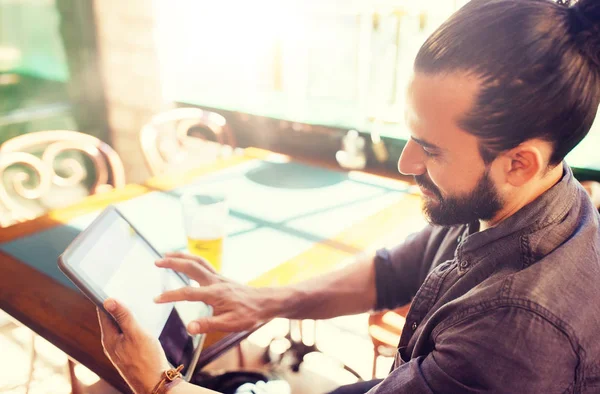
(411, 136, 442, 150)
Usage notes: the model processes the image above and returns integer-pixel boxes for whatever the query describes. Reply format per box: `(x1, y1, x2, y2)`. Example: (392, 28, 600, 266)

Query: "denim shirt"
(371, 163, 600, 393)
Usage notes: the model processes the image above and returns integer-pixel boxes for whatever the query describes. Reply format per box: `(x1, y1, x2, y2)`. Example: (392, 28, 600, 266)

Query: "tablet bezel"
(58, 205, 209, 380)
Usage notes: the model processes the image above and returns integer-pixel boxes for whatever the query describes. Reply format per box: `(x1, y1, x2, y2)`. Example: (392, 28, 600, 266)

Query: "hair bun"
(568, 0, 600, 69)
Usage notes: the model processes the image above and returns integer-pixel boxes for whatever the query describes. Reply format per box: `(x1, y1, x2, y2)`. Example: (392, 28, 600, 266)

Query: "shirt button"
(457, 235, 462, 243)
(411, 321, 418, 331)
(459, 260, 470, 269)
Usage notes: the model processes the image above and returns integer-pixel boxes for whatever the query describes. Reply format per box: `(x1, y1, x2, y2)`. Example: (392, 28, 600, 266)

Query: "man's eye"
(423, 149, 438, 157)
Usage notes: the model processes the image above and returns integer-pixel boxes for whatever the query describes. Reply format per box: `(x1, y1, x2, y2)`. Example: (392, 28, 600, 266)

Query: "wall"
(93, 0, 170, 183)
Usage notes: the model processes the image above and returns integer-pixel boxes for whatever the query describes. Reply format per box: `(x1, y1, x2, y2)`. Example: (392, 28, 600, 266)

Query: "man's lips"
(419, 185, 436, 197)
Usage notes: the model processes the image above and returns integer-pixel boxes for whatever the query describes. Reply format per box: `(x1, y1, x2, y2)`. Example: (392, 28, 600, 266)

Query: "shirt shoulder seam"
(432, 298, 583, 360)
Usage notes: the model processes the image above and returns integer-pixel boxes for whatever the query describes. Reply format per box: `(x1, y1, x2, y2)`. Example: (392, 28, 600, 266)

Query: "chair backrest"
(140, 107, 235, 176)
(582, 180, 600, 209)
(368, 303, 411, 351)
(0, 130, 125, 227)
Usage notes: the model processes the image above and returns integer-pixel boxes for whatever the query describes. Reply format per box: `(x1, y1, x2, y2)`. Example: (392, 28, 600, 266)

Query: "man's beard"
(415, 169, 503, 226)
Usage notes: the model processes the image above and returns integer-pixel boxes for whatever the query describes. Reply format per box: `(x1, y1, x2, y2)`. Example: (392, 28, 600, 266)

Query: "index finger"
(164, 252, 217, 274)
(155, 257, 213, 284)
(154, 286, 215, 304)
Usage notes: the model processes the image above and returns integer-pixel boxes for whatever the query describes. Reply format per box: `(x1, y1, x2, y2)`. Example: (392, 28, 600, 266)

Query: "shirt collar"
(459, 162, 576, 255)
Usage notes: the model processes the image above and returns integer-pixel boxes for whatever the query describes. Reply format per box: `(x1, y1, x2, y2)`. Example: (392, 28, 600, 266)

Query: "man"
(98, 0, 600, 392)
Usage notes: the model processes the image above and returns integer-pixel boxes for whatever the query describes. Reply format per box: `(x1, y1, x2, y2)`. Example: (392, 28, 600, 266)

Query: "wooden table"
(0, 148, 423, 392)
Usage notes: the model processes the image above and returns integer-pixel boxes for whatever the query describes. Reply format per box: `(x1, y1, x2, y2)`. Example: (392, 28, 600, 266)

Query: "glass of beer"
(180, 191, 228, 272)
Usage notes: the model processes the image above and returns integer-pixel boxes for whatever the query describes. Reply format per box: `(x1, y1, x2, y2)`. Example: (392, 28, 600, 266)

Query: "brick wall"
(93, 0, 171, 183)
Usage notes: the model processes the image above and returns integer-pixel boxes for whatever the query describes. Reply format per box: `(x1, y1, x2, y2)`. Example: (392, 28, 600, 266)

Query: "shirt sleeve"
(367, 306, 578, 393)
(374, 225, 435, 310)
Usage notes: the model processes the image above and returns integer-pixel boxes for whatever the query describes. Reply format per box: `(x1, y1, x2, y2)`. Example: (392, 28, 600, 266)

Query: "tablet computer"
(58, 205, 211, 381)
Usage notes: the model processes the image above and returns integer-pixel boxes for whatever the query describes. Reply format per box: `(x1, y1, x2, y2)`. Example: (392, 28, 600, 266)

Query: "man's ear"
(500, 143, 546, 187)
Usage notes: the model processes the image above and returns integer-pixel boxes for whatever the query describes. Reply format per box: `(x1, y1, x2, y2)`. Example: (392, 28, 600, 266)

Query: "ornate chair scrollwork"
(0, 130, 125, 227)
(140, 107, 236, 176)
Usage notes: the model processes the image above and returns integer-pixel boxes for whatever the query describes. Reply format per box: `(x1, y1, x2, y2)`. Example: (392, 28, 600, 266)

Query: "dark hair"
(414, 0, 600, 166)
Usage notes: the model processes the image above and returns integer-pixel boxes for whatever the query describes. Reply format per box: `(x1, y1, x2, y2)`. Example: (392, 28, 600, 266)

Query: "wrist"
(254, 286, 283, 321)
(146, 365, 184, 394)
(166, 380, 194, 394)
(258, 286, 306, 320)
(157, 377, 184, 394)
(129, 372, 163, 394)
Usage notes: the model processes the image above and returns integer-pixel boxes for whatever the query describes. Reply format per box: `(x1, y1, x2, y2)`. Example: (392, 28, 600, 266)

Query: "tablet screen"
(60, 207, 210, 374)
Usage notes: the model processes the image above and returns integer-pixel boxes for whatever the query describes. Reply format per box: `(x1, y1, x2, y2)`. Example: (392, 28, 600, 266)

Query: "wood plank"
(0, 250, 131, 393)
(0, 248, 256, 391)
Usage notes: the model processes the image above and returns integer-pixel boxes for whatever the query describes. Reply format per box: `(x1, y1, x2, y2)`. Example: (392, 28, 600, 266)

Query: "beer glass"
(180, 191, 228, 272)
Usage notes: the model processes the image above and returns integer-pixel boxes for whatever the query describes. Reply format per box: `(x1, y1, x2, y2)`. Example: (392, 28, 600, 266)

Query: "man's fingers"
(155, 256, 214, 284)
(103, 299, 138, 335)
(154, 286, 215, 304)
(163, 252, 218, 274)
(187, 314, 236, 335)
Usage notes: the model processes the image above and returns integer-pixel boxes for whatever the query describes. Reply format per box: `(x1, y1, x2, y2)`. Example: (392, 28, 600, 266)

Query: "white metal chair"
(0, 130, 125, 227)
(140, 107, 236, 176)
(0, 130, 125, 392)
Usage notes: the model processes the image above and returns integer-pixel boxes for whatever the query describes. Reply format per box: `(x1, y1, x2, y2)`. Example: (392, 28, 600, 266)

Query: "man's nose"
(398, 139, 426, 176)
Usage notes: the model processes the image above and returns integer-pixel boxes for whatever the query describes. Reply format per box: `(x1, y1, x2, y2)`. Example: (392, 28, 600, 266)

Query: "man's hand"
(154, 252, 276, 335)
(98, 299, 171, 394)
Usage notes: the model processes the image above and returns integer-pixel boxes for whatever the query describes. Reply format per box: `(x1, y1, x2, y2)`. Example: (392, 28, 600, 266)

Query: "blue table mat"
(0, 159, 408, 288)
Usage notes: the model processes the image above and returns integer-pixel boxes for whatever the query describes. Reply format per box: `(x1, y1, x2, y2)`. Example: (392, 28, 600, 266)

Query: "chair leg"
(26, 331, 36, 394)
(68, 360, 82, 394)
(237, 343, 245, 368)
(372, 348, 379, 379)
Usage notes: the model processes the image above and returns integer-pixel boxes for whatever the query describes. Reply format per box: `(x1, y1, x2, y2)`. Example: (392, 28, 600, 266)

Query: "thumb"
(104, 299, 139, 335)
